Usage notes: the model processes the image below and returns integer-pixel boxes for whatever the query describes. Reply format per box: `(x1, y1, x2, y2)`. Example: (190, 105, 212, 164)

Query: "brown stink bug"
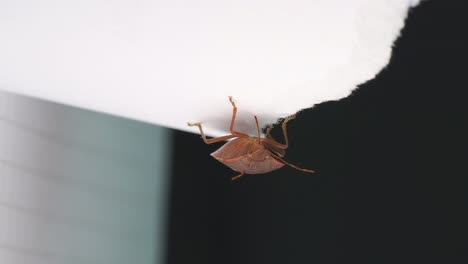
(188, 96, 314, 180)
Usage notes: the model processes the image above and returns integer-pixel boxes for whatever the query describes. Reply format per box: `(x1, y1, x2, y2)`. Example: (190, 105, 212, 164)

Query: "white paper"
(0, 0, 420, 136)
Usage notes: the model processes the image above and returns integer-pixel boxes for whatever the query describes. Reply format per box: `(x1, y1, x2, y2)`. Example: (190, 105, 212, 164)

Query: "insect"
(188, 96, 314, 180)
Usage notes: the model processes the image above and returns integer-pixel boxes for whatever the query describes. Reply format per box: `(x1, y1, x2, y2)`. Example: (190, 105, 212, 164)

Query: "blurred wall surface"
(0, 91, 170, 264)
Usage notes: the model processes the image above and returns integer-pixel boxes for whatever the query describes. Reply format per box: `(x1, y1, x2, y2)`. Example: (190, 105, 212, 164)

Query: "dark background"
(167, 1, 468, 263)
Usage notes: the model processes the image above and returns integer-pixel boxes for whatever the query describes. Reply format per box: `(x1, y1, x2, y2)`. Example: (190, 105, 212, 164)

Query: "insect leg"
(280, 114, 296, 148)
(266, 114, 297, 149)
(228, 96, 249, 137)
(254, 116, 261, 144)
(187, 122, 237, 144)
(271, 154, 315, 173)
(231, 171, 245, 181)
(231, 159, 253, 181)
(265, 125, 273, 138)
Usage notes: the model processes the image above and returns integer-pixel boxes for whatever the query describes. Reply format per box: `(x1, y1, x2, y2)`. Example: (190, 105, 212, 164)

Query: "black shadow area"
(166, 1, 468, 264)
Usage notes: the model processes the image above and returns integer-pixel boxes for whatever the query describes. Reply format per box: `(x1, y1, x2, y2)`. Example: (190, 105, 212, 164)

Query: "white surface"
(0, 0, 420, 136)
(0, 92, 170, 264)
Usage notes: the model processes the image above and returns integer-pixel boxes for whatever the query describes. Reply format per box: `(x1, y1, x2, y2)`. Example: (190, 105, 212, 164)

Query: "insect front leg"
(228, 96, 249, 137)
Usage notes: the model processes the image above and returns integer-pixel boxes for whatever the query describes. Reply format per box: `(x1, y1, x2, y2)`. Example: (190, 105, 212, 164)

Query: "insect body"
(211, 137, 284, 175)
(188, 96, 314, 180)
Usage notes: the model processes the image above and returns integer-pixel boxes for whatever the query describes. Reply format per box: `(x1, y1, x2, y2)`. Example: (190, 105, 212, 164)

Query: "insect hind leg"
(271, 154, 314, 173)
(187, 122, 237, 144)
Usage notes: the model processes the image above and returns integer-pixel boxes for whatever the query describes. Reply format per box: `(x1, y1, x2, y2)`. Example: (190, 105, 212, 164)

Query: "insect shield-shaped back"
(211, 137, 284, 174)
